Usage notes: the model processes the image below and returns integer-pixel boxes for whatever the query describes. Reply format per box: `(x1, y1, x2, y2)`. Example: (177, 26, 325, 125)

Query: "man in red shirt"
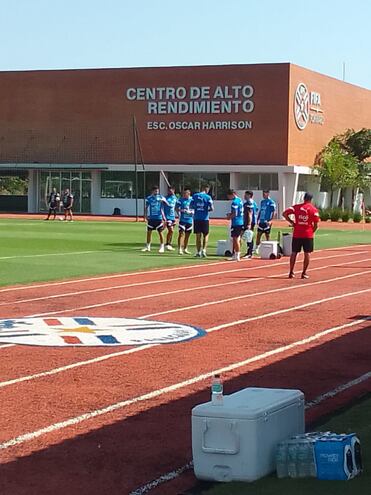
(283, 192, 320, 279)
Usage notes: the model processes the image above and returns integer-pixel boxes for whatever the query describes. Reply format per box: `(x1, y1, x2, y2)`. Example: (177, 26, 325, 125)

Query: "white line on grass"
(0, 251, 105, 261)
(4, 253, 368, 309)
(0, 316, 369, 451)
(0, 245, 368, 294)
(129, 370, 371, 495)
(28, 259, 371, 318)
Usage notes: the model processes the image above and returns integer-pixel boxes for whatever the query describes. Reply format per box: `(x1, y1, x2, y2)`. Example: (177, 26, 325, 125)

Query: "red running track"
(0, 245, 370, 495)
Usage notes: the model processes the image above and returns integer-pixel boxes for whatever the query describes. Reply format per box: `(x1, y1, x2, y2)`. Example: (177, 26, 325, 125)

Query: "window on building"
(101, 171, 160, 199)
(166, 172, 230, 199)
(297, 174, 310, 191)
(238, 173, 278, 191)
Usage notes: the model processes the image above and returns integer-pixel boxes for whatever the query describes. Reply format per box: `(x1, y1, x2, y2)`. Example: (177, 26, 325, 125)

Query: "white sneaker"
(166, 245, 174, 251)
(194, 252, 201, 258)
(178, 249, 184, 255)
(201, 250, 207, 258)
(184, 249, 191, 255)
(141, 246, 151, 252)
(159, 245, 165, 253)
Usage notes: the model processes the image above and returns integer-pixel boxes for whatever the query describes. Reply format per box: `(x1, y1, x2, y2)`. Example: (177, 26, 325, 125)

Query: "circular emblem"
(294, 83, 309, 130)
(0, 317, 206, 347)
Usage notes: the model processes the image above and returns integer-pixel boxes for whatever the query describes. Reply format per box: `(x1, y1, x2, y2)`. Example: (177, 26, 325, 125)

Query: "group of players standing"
(142, 184, 276, 259)
(45, 188, 74, 221)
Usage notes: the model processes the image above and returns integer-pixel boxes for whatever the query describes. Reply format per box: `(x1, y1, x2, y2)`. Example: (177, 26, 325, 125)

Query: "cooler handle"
(201, 419, 240, 454)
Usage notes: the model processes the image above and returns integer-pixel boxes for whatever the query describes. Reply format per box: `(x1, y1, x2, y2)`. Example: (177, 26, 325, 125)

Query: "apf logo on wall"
(294, 82, 324, 130)
(0, 317, 206, 347)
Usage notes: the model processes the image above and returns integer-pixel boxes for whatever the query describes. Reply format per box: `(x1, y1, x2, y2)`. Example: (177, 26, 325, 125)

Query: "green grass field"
(201, 395, 371, 495)
(0, 218, 370, 287)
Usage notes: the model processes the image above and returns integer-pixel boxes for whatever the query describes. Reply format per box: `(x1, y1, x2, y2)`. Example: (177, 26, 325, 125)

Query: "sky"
(0, 0, 370, 88)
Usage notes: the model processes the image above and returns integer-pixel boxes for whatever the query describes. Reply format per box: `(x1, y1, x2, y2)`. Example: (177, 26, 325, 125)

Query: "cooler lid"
(192, 387, 304, 420)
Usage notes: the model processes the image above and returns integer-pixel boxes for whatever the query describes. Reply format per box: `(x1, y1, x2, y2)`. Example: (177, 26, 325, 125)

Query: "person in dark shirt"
(45, 188, 60, 220)
(62, 188, 74, 222)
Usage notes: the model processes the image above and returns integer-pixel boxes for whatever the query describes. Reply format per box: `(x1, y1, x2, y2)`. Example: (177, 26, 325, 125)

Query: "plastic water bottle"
(287, 441, 298, 478)
(211, 374, 223, 405)
(297, 440, 314, 477)
(276, 441, 288, 478)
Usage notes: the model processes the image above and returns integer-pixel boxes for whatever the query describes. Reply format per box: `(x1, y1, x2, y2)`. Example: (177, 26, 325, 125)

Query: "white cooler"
(216, 240, 233, 256)
(192, 387, 305, 482)
(259, 241, 278, 259)
(282, 233, 293, 256)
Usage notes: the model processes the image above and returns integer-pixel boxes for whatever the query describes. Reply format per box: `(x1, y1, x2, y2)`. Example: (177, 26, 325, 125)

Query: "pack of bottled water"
(276, 432, 362, 480)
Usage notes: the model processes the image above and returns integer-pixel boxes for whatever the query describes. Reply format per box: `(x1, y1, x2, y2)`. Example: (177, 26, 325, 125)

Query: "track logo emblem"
(294, 83, 310, 130)
(0, 317, 206, 347)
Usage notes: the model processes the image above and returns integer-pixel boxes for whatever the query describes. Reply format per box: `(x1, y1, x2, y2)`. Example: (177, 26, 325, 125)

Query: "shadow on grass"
(0, 322, 370, 495)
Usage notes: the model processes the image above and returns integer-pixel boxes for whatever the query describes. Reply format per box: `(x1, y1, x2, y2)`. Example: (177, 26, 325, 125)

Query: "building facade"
(0, 63, 370, 216)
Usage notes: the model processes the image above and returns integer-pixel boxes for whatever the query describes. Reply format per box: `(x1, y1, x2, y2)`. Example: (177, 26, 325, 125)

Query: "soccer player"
(142, 185, 167, 253)
(164, 186, 177, 251)
(62, 188, 74, 221)
(176, 188, 194, 255)
(256, 190, 276, 250)
(242, 190, 258, 258)
(283, 192, 320, 279)
(226, 189, 244, 261)
(191, 183, 214, 257)
(45, 187, 60, 220)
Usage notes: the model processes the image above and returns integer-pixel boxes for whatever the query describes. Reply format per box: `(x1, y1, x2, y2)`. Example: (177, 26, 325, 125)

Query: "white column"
(90, 170, 101, 214)
(159, 170, 168, 194)
(27, 170, 38, 213)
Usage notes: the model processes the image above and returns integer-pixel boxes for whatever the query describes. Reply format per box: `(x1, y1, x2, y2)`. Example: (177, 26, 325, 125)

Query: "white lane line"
(28, 257, 370, 318)
(0, 281, 370, 393)
(0, 245, 368, 294)
(0, 251, 104, 261)
(0, 317, 369, 451)
(206, 287, 371, 334)
(305, 371, 371, 409)
(0, 345, 156, 389)
(129, 462, 194, 495)
(4, 252, 368, 308)
(0, 344, 15, 349)
(129, 370, 371, 495)
(142, 269, 371, 319)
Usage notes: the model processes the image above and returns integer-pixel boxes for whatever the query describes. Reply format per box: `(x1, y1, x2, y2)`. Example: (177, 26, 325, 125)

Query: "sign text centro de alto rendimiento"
(125, 85, 255, 131)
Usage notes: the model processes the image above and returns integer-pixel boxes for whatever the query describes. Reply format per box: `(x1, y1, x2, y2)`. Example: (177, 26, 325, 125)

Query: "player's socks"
(159, 244, 165, 253)
(178, 248, 184, 255)
(201, 249, 207, 258)
(141, 243, 151, 252)
(236, 252, 241, 261)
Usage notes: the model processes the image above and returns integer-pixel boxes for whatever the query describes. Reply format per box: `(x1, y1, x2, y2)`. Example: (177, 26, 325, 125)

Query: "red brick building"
(0, 63, 370, 214)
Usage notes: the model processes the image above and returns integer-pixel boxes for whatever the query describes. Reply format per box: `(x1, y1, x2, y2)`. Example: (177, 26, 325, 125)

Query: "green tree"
(315, 129, 371, 209)
(315, 141, 359, 205)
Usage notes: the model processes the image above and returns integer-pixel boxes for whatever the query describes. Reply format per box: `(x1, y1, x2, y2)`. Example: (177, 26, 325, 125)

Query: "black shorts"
(292, 237, 314, 253)
(257, 221, 271, 234)
(231, 225, 244, 238)
(194, 220, 209, 235)
(147, 219, 164, 232)
(179, 221, 193, 233)
(49, 204, 58, 211)
(166, 219, 176, 228)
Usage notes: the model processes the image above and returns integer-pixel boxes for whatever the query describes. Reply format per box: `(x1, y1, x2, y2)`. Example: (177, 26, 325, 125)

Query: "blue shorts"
(147, 219, 164, 232)
(179, 221, 193, 232)
(231, 225, 244, 238)
(166, 219, 176, 228)
(258, 221, 271, 233)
